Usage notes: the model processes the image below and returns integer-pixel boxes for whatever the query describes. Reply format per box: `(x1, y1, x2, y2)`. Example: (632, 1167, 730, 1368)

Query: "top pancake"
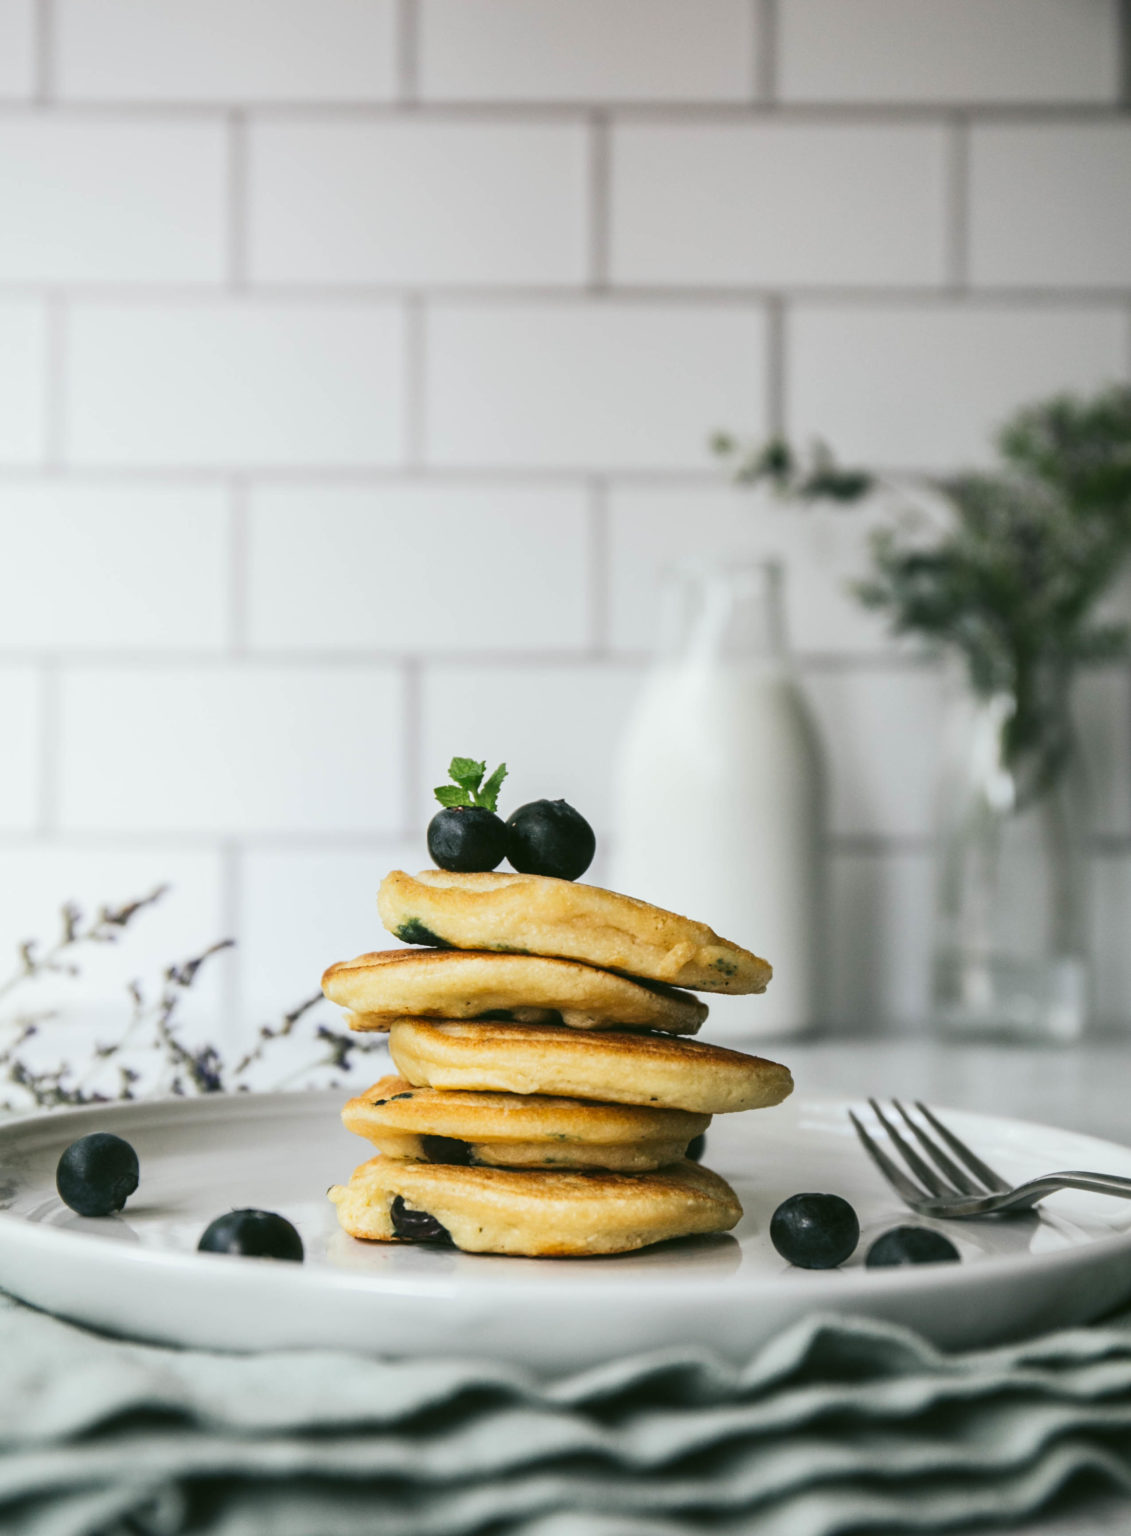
(378, 869, 772, 996)
(322, 947, 707, 1034)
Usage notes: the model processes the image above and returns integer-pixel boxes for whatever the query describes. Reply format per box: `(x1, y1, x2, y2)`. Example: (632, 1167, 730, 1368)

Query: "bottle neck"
(660, 561, 787, 665)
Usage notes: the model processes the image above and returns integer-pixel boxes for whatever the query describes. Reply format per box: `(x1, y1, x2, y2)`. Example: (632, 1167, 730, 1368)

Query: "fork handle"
(999, 1169, 1131, 1212)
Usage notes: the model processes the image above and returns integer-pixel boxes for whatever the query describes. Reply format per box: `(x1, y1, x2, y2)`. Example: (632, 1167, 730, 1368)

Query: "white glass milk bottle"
(610, 561, 823, 1041)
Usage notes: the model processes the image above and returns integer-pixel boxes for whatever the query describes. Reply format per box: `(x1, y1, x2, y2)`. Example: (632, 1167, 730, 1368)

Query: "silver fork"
(849, 1098, 1131, 1218)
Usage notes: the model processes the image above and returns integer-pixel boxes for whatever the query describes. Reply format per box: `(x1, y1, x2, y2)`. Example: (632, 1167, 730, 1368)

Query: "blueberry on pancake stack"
(323, 759, 792, 1258)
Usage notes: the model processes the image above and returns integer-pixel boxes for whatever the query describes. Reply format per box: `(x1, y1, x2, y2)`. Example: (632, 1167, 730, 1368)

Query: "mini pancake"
(322, 948, 707, 1034)
(329, 1155, 741, 1257)
(388, 1019, 794, 1116)
(342, 1075, 711, 1172)
(378, 869, 771, 995)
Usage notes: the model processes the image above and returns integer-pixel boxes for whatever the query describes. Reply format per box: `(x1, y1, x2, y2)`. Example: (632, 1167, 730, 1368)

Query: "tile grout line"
(586, 476, 610, 656)
(228, 478, 249, 656)
(765, 293, 786, 437)
(587, 111, 611, 290)
(219, 838, 243, 1037)
(36, 658, 61, 838)
(7, 282, 1130, 307)
(403, 294, 426, 468)
(227, 110, 249, 288)
(0, 646, 940, 672)
(44, 292, 67, 469)
(754, 0, 777, 104)
(396, 0, 419, 106)
(13, 99, 1125, 124)
(401, 656, 422, 838)
(945, 113, 970, 293)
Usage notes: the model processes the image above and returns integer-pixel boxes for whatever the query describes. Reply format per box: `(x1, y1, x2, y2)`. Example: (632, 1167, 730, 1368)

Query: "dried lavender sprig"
(0, 886, 388, 1111)
(0, 886, 168, 1005)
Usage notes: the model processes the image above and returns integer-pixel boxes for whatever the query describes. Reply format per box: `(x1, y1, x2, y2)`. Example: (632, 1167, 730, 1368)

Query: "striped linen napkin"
(1, 1289, 1129, 1536)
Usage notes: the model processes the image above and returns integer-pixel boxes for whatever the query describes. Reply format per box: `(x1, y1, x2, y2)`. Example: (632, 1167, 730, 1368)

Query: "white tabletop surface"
(748, 1031, 1131, 1534)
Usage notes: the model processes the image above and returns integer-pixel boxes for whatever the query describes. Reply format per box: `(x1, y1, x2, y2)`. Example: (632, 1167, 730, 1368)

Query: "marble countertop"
(756, 1032, 1131, 1145)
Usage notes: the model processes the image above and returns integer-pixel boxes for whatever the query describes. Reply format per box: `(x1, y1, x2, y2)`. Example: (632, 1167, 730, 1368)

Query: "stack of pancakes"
(324, 869, 793, 1258)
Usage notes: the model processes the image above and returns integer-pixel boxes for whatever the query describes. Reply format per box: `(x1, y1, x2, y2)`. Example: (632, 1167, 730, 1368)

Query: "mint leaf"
(475, 761, 508, 812)
(448, 757, 486, 794)
(434, 783, 472, 808)
(434, 755, 507, 812)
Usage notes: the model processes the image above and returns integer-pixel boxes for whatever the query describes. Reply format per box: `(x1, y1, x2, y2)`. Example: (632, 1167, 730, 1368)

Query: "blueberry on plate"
(685, 1132, 707, 1163)
(505, 799, 596, 882)
(427, 805, 508, 873)
(197, 1208, 304, 1262)
(865, 1225, 960, 1268)
(56, 1132, 139, 1217)
(770, 1192, 860, 1270)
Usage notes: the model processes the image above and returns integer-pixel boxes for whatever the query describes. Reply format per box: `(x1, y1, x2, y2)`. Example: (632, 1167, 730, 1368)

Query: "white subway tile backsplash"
(0, 844, 228, 1035)
(828, 849, 932, 1027)
(248, 483, 588, 653)
(778, 0, 1120, 104)
(0, 667, 40, 830)
(970, 125, 1131, 290)
(788, 306, 1130, 470)
(55, 0, 397, 102)
(607, 486, 894, 657)
(0, 119, 227, 284)
(0, 483, 229, 651)
(611, 123, 948, 289)
(804, 668, 944, 837)
(0, 0, 35, 98)
(65, 303, 405, 468)
(0, 301, 46, 464)
(59, 665, 405, 833)
(238, 842, 419, 1026)
(426, 303, 766, 469)
(249, 121, 588, 288)
(421, 661, 643, 833)
(418, 0, 755, 103)
(0, 0, 1126, 1046)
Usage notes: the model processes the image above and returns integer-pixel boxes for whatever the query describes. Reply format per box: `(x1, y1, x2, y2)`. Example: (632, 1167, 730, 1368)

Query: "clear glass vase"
(931, 670, 1089, 1043)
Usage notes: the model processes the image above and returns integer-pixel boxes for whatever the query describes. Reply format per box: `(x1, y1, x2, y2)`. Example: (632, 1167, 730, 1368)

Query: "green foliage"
(712, 432, 875, 502)
(433, 756, 508, 812)
(716, 385, 1131, 788)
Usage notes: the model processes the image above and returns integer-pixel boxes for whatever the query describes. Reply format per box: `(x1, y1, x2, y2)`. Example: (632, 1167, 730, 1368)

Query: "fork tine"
(892, 1099, 982, 1196)
(848, 1110, 926, 1204)
(868, 1099, 954, 1197)
(914, 1101, 1010, 1193)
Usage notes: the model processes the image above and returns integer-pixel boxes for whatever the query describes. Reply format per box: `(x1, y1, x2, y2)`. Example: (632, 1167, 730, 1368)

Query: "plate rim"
(2, 1088, 1131, 1310)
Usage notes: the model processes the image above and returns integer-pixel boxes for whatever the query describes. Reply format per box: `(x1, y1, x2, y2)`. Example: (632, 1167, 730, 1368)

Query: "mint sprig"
(433, 756, 507, 813)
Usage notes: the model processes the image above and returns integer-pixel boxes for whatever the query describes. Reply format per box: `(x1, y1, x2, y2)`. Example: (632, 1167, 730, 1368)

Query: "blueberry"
(427, 806, 508, 873)
(56, 1132, 139, 1217)
(685, 1132, 707, 1163)
(197, 1208, 304, 1262)
(420, 1135, 474, 1166)
(770, 1192, 859, 1269)
(390, 1194, 453, 1244)
(865, 1225, 960, 1268)
(505, 799, 596, 882)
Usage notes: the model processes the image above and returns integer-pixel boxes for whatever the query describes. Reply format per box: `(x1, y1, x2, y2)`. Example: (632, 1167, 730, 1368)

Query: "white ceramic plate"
(1, 1091, 1130, 1374)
